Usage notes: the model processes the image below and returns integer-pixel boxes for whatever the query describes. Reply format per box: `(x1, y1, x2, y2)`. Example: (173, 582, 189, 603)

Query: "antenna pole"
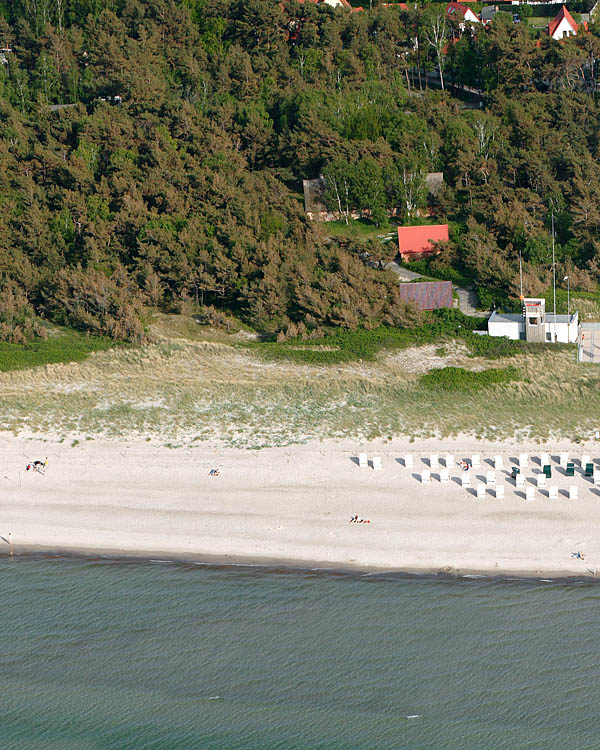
(519, 249, 523, 298)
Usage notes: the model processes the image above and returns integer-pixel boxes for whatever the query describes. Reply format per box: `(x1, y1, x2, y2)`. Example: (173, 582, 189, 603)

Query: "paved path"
(383, 261, 423, 282)
(456, 287, 479, 316)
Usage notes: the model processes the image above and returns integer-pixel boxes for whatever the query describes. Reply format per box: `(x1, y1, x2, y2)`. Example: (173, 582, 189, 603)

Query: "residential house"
(398, 281, 453, 311)
(548, 6, 583, 39)
(397, 224, 449, 260)
(446, 2, 480, 26)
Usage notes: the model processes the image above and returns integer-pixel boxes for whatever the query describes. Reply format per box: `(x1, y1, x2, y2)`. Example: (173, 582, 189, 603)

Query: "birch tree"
(424, 10, 448, 91)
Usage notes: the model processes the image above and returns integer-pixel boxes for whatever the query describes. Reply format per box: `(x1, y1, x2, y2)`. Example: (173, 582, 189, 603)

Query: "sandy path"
(1, 433, 600, 577)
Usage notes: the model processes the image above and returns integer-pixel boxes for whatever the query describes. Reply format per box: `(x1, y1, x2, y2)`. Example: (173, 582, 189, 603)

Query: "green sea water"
(1, 558, 600, 749)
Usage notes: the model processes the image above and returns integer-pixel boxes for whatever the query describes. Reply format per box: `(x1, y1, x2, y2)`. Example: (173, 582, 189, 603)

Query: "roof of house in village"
(397, 224, 449, 255)
(398, 281, 453, 310)
(548, 6, 579, 36)
(292, 0, 362, 10)
(446, 2, 478, 19)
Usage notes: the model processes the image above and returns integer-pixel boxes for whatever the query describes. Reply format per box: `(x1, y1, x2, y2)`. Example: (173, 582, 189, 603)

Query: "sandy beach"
(2, 432, 600, 577)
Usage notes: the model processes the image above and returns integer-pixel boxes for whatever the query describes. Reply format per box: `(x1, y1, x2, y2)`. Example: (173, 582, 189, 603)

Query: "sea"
(1, 558, 599, 749)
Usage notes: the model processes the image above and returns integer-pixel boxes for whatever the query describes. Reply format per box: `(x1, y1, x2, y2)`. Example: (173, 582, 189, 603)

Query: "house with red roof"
(446, 1, 480, 25)
(397, 224, 449, 260)
(292, 0, 362, 10)
(548, 6, 583, 39)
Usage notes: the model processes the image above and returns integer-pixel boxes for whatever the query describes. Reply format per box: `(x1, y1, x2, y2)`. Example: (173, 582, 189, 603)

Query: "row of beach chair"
(403, 452, 598, 472)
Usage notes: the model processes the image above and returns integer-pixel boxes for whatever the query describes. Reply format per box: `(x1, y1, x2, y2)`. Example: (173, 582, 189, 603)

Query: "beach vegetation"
(0, 328, 115, 372)
(420, 365, 521, 391)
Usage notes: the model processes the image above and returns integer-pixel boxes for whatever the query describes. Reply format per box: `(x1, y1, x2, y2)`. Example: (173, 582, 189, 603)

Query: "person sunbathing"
(26, 458, 47, 474)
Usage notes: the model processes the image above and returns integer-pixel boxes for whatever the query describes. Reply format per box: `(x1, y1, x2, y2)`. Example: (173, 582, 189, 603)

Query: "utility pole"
(519, 249, 523, 298)
(552, 212, 556, 344)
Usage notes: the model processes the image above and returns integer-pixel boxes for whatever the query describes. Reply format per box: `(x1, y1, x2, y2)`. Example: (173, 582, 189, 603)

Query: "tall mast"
(552, 211, 556, 344)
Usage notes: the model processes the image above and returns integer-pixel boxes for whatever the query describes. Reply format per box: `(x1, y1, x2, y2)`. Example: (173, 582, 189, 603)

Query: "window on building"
(528, 317, 538, 326)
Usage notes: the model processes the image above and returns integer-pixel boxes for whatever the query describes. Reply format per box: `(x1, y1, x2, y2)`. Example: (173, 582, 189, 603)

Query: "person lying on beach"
(26, 458, 47, 474)
(571, 551, 585, 560)
(209, 468, 220, 477)
(349, 515, 370, 524)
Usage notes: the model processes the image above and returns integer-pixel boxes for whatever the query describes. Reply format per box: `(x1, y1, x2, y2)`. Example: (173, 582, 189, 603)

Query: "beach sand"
(2, 432, 600, 577)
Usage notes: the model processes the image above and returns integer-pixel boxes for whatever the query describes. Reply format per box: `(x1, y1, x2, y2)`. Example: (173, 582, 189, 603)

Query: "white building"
(548, 6, 580, 39)
(488, 298, 578, 343)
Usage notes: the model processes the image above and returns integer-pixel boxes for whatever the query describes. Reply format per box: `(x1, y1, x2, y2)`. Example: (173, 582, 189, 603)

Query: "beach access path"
(1, 432, 599, 577)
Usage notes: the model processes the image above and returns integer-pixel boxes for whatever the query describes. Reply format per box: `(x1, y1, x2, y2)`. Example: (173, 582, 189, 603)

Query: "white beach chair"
(537, 474, 546, 488)
(358, 453, 368, 469)
(526, 486, 535, 502)
(476, 484, 485, 498)
(445, 454, 454, 469)
(471, 454, 481, 469)
(519, 453, 528, 469)
(461, 473, 471, 488)
(594, 473, 600, 486)
(494, 455, 503, 470)
(516, 474, 525, 489)
(549, 486, 559, 500)
(581, 454, 590, 467)
(421, 469, 431, 484)
(430, 454, 439, 469)
(404, 453, 414, 468)
(560, 452, 569, 468)
(440, 468, 449, 484)
(569, 485, 578, 500)
(541, 452, 550, 467)
(486, 471, 496, 485)
(372, 456, 382, 471)
(496, 484, 505, 499)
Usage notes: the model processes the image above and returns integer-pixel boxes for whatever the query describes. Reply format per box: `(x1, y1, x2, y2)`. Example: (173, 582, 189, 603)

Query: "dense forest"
(1, 0, 600, 342)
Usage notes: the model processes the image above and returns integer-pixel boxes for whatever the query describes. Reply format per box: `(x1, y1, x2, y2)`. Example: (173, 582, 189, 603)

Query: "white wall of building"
(550, 17, 576, 38)
(488, 319, 522, 340)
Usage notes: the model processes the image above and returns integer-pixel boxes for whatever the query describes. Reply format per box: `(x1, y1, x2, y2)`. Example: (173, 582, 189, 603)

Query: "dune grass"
(0, 316, 594, 448)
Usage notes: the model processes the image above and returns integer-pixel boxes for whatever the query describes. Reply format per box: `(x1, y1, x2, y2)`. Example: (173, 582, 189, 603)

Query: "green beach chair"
(585, 463, 594, 478)
(511, 467, 520, 480)
(543, 464, 552, 478)
(566, 463, 575, 477)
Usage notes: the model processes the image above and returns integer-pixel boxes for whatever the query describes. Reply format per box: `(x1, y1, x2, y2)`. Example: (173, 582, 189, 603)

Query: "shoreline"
(4, 546, 600, 583)
(2, 432, 600, 580)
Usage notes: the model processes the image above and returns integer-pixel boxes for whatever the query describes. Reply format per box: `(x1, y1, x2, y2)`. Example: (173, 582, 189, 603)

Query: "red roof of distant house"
(398, 281, 453, 310)
(397, 224, 449, 257)
(292, 0, 365, 9)
(548, 5, 578, 37)
(446, 1, 476, 18)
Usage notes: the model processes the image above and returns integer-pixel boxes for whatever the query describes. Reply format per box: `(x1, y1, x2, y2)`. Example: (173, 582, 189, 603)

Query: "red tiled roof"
(446, 1, 473, 18)
(548, 5, 578, 37)
(397, 224, 449, 256)
(291, 0, 354, 8)
(398, 281, 453, 310)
